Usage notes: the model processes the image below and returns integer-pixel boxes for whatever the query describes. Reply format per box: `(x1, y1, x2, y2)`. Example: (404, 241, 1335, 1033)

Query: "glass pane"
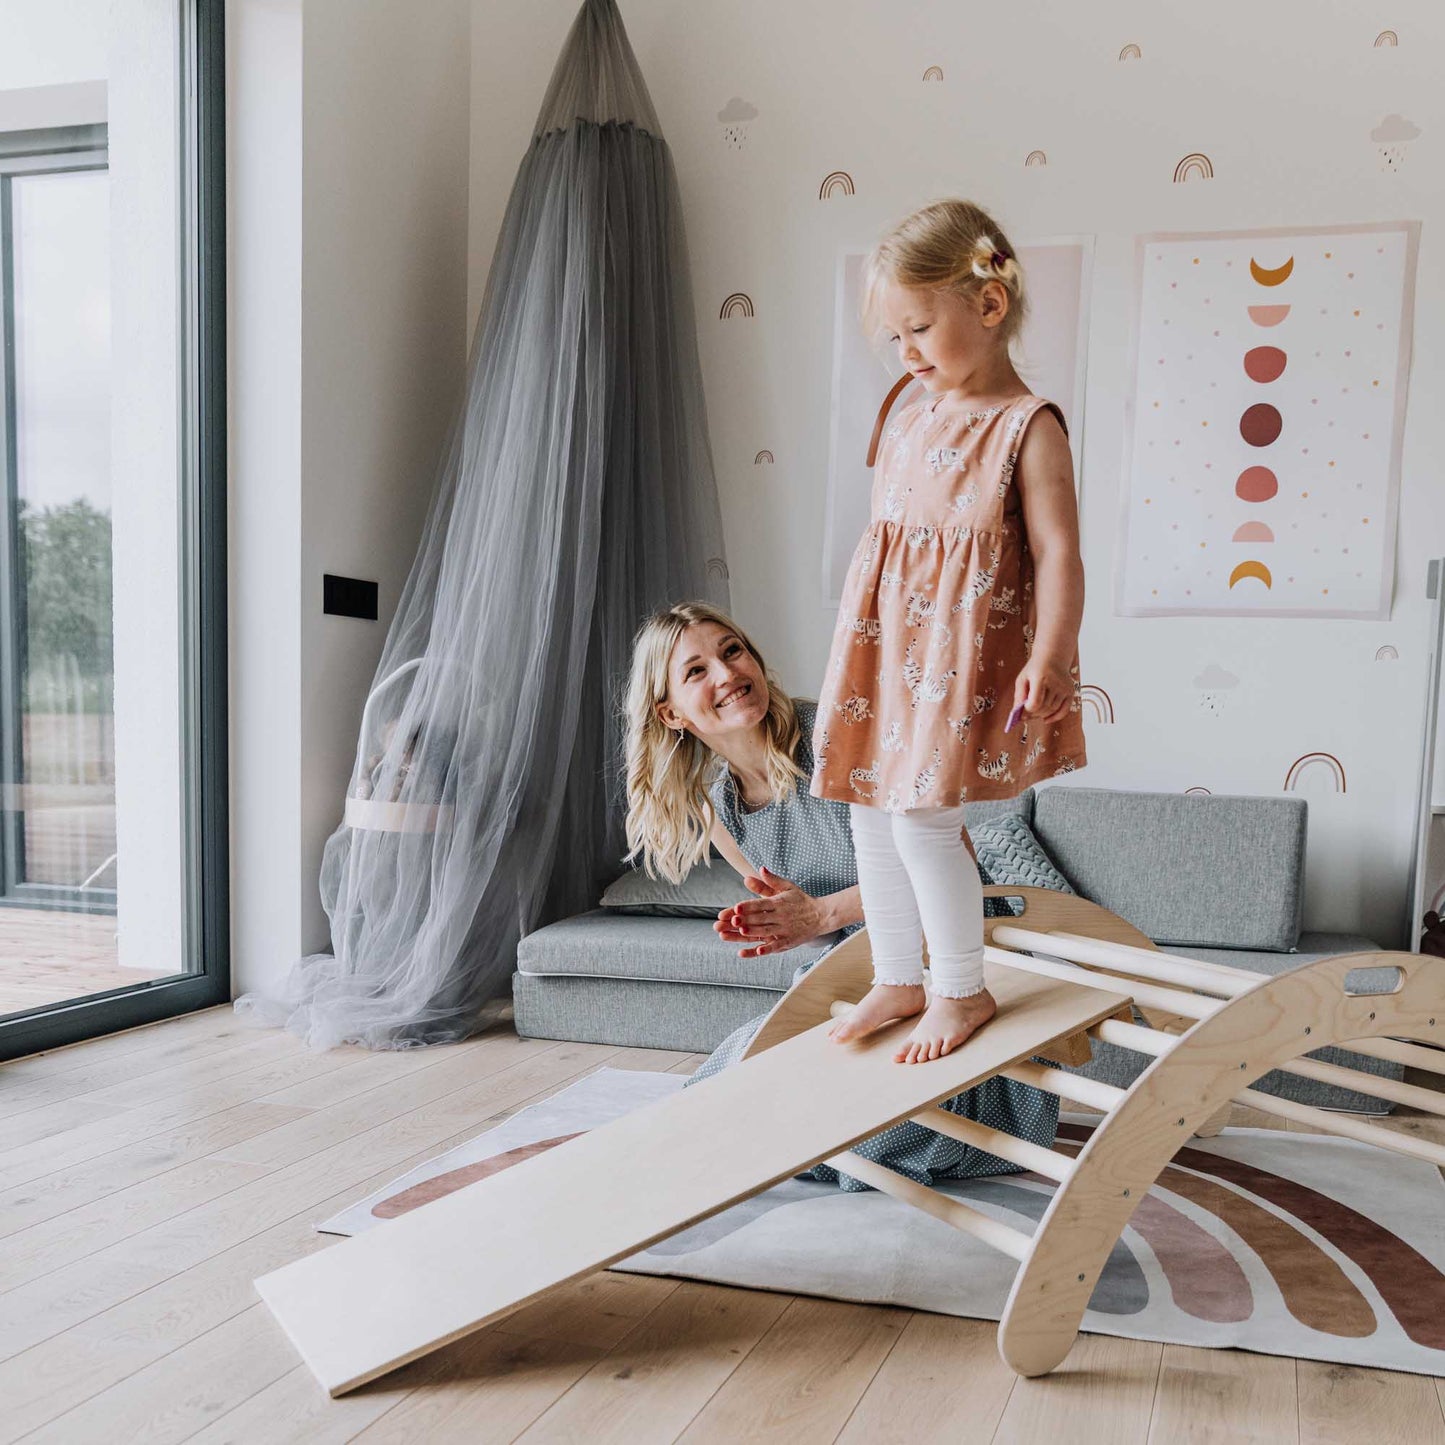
(13, 170, 115, 891)
(2, 168, 130, 1008)
(0, 4, 194, 1022)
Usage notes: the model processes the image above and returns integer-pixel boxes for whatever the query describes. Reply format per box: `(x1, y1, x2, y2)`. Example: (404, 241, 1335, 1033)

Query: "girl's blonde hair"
(623, 601, 805, 884)
(861, 198, 1028, 347)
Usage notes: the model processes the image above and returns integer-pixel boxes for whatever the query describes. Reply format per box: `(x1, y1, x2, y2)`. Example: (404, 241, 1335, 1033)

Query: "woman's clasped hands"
(715, 867, 829, 958)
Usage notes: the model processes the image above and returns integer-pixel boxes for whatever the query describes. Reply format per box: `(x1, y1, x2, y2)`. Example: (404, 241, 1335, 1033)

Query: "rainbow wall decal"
(819, 171, 855, 199)
(1024, 150, 1048, 168)
(922, 65, 944, 82)
(1173, 153, 1214, 183)
(706, 557, 730, 583)
(719, 293, 754, 320)
(753, 450, 774, 465)
(1375, 29, 1399, 47)
(1184, 787, 1213, 796)
(1375, 644, 1399, 661)
(1118, 43, 1142, 61)
(1284, 752, 1347, 794)
(1079, 684, 1114, 724)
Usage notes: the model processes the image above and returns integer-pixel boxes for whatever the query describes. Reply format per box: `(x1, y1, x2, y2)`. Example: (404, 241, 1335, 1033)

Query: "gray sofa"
(514, 785, 1403, 1112)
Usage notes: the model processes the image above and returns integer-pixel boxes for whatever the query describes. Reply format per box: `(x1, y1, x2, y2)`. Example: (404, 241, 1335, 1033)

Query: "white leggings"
(849, 803, 986, 999)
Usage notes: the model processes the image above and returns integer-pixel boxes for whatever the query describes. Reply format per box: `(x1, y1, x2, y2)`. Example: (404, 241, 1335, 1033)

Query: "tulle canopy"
(238, 0, 728, 1048)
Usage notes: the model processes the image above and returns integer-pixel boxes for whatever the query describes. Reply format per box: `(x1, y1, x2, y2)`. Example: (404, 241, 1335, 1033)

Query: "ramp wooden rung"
(914, 1107, 1076, 1182)
(1001, 1059, 1125, 1112)
(1344, 1034, 1445, 1075)
(1091, 1017, 1171, 1056)
(983, 943, 1221, 1021)
(1026, 927, 1263, 993)
(1238, 1087, 1445, 1167)
(829, 1149, 1034, 1262)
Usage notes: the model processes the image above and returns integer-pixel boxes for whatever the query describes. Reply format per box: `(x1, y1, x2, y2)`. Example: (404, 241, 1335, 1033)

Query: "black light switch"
(324, 574, 379, 620)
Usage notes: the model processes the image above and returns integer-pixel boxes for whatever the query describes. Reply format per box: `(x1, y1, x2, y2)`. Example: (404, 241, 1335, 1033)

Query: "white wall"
(229, 0, 470, 993)
(228, 0, 303, 994)
(469, 0, 1445, 946)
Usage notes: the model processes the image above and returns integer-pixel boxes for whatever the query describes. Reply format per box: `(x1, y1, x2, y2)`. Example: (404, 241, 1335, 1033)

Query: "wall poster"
(1116, 222, 1419, 619)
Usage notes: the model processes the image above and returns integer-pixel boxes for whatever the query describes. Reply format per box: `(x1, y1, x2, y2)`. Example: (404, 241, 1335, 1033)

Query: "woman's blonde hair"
(623, 601, 805, 884)
(861, 198, 1028, 348)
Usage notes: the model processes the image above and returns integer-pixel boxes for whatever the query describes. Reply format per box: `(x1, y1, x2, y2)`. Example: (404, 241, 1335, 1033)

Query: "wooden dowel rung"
(983, 944, 1219, 1021)
(994, 930, 1242, 999)
(1002, 1059, 1125, 1113)
(1091, 1018, 1173, 1057)
(1236, 1088, 1445, 1169)
(1275, 1055, 1445, 1118)
(912, 1108, 1076, 1182)
(1340, 1035, 1445, 1076)
(1041, 929, 1262, 991)
(827, 1150, 1033, 1262)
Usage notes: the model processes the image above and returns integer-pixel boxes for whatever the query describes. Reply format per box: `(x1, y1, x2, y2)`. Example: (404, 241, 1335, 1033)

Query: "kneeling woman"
(622, 600, 1056, 1190)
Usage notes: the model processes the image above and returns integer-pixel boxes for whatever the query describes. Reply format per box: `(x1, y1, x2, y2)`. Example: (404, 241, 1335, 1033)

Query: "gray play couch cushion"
(516, 910, 835, 991)
(600, 859, 752, 917)
(1032, 787, 1306, 952)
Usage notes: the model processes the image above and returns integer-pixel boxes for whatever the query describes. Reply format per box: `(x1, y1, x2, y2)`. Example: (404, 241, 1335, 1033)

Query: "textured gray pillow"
(970, 813, 1076, 896)
(600, 859, 752, 917)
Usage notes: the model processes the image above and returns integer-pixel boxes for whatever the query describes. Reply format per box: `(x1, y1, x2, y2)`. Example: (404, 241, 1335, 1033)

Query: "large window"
(0, 2, 227, 1059)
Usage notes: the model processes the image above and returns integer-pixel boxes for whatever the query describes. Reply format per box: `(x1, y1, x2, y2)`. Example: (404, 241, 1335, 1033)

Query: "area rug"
(317, 1068, 1445, 1376)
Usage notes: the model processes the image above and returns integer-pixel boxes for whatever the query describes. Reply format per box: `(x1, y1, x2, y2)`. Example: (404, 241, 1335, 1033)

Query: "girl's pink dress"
(812, 392, 1086, 811)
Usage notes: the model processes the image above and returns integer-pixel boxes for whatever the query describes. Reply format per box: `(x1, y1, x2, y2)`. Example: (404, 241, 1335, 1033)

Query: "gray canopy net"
(237, 0, 728, 1049)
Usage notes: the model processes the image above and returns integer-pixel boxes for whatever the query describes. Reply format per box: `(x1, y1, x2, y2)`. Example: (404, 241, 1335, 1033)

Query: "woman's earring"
(665, 726, 686, 765)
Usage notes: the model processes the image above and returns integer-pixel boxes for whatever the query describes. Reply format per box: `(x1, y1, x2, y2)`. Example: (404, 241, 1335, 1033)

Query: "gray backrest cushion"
(601, 859, 751, 917)
(964, 787, 1035, 830)
(1030, 786, 1306, 952)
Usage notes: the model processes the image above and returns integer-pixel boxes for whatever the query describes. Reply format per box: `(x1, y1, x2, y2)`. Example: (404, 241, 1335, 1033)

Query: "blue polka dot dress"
(690, 698, 1059, 1193)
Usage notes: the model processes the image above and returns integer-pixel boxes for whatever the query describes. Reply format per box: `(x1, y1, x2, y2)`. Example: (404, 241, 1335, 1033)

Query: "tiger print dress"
(812, 392, 1086, 811)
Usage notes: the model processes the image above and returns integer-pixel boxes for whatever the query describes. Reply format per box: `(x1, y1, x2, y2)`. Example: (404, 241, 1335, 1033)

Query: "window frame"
(0, 0, 230, 1060)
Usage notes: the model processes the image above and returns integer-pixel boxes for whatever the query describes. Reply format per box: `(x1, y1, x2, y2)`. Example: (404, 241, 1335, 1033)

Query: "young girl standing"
(813, 199, 1087, 1065)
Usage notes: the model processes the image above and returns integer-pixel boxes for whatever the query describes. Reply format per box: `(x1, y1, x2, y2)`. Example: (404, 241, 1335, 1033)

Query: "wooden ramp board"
(255, 963, 1130, 1396)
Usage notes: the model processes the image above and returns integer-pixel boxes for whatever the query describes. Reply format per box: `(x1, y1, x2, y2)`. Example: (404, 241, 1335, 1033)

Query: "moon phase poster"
(1116, 222, 1418, 618)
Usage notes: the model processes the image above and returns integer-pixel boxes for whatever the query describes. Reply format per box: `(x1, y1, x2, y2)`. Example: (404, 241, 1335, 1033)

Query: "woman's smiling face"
(660, 621, 769, 741)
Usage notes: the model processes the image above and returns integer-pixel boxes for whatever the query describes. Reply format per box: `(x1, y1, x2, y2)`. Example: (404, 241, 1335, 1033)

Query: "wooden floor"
(2, 1007, 1444, 1444)
(0, 909, 158, 1018)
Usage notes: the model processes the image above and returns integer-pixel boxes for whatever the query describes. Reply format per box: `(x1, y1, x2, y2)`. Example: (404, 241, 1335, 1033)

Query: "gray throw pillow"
(600, 859, 753, 917)
(970, 813, 1076, 897)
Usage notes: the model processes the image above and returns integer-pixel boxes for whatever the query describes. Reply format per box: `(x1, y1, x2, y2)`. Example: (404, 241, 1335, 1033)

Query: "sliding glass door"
(0, 0, 227, 1059)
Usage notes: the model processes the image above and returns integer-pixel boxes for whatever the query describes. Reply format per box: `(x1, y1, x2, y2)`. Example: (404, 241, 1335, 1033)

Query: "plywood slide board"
(255, 963, 1130, 1395)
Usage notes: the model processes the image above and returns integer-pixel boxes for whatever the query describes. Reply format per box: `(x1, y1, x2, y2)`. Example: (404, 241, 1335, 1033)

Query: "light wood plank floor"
(2, 1005, 1443, 1443)
(0, 909, 161, 1017)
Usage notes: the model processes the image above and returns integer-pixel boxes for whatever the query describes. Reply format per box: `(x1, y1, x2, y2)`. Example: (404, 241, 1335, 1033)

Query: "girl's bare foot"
(828, 982, 926, 1043)
(894, 989, 996, 1064)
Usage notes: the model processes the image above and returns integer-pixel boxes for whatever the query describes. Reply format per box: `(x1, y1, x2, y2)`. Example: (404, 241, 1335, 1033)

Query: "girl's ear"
(655, 701, 681, 731)
(978, 280, 1009, 329)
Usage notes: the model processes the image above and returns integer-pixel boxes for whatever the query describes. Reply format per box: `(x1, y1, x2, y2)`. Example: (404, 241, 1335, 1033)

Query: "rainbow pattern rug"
(317, 1068, 1445, 1376)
